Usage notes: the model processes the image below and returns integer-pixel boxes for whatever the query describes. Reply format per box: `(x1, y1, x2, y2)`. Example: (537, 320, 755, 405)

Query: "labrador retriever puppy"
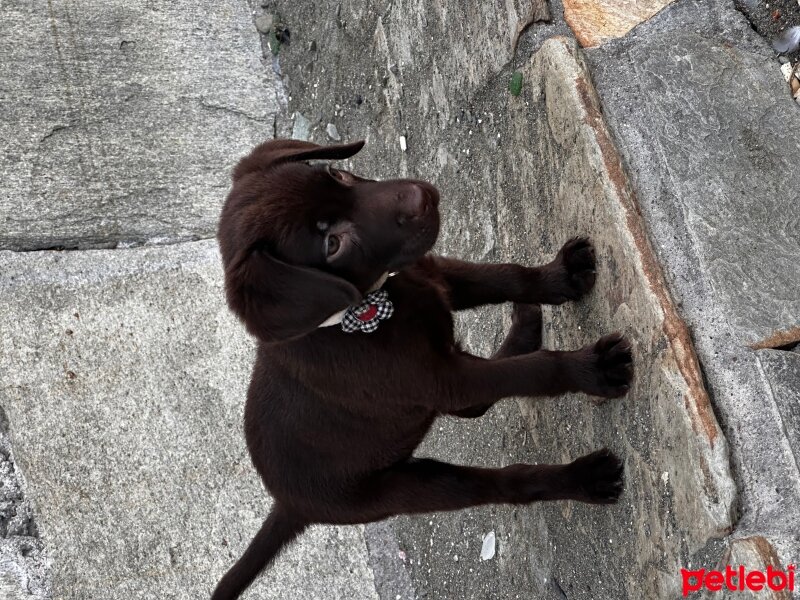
(212, 139, 633, 600)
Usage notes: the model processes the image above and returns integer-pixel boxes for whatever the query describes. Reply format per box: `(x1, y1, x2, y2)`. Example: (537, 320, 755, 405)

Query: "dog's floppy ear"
(225, 247, 361, 344)
(233, 139, 366, 181)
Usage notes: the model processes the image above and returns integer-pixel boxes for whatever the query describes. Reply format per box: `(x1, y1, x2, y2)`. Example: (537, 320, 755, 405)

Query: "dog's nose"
(396, 184, 430, 226)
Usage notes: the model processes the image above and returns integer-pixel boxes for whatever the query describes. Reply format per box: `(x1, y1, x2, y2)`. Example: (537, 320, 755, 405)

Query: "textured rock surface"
(0, 0, 279, 250)
(0, 242, 379, 599)
(703, 536, 795, 600)
(757, 351, 800, 464)
(495, 39, 735, 598)
(0, 410, 47, 598)
(585, 0, 800, 571)
(274, 0, 738, 593)
(562, 0, 676, 47)
(586, 0, 800, 350)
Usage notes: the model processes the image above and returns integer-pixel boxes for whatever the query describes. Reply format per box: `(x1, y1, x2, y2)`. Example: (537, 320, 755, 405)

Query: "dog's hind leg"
(449, 303, 542, 418)
(211, 504, 307, 600)
(326, 451, 623, 525)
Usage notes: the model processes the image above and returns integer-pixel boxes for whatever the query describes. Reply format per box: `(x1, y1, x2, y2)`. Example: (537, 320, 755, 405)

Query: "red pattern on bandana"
(357, 304, 379, 322)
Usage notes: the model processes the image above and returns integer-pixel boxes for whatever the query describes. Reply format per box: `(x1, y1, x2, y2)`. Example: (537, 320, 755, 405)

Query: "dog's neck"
(318, 272, 392, 329)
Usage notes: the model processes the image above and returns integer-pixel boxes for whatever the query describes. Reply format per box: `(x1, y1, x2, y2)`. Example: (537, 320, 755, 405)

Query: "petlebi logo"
(681, 564, 796, 596)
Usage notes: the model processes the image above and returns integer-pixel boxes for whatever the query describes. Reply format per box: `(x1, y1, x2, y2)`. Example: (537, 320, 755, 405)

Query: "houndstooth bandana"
(340, 289, 394, 333)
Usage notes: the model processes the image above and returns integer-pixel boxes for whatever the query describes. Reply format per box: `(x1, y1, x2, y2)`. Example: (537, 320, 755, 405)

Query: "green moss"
(509, 71, 523, 97)
(268, 30, 281, 56)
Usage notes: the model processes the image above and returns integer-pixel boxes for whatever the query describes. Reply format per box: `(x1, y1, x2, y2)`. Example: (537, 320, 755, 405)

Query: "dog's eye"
(325, 234, 341, 257)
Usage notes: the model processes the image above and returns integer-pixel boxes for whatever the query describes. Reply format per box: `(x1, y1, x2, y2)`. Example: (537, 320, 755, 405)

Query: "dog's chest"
(382, 272, 455, 352)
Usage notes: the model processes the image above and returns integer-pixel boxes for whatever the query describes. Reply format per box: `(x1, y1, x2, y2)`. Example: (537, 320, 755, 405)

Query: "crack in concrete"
(195, 97, 271, 123)
(38, 123, 72, 143)
(2, 235, 217, 254)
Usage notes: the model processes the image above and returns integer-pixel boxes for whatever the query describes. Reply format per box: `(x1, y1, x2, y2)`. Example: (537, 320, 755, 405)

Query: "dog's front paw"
(578, 333, 633, 399)
(567, 448, 624, 504)
(552, 237, 596, 302)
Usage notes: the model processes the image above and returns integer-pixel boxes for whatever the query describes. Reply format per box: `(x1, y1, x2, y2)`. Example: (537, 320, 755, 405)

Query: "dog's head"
(218, 139, 440, 344)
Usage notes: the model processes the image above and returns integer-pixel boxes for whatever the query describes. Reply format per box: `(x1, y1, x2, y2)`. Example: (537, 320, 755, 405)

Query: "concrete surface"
(0, 242, 379, 599)
(0, 0, 279, 250)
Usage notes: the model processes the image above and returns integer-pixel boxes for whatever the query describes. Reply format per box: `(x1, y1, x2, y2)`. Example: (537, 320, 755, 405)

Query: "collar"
(318, 272, 395, 332)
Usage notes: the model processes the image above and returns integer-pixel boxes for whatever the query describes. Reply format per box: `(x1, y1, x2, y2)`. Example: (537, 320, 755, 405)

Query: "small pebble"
(255, 14, 274, 34)
(399, 135, 407, 152)
(292, 112, 311, 141)
(326, 123, 341, 141)
(781, 62, 794, 82)
(480, 531, 496, 561)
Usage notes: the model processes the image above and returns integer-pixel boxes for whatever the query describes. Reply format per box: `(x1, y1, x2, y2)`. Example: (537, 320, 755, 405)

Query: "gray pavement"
(1, 0, 280, 250)
(0, 242, 379, 599)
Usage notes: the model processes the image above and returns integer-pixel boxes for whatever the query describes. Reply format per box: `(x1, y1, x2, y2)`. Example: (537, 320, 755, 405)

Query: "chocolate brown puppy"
(212, 139, 633, 600)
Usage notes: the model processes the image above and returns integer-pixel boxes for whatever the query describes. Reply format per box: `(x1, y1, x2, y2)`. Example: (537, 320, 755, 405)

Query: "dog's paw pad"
(569, 448, 624, 504)
(558, 237, 596, 298)
(590, 333, 633, 398)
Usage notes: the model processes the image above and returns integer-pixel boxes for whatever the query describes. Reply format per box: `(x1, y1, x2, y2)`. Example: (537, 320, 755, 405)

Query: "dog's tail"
(211, 504, 307, 600)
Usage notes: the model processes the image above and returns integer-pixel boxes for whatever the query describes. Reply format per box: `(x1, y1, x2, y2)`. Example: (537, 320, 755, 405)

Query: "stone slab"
(757, 350, 800, 466)
(0, 241, 379, 599)
(585, 0, 800, 350)
(563, 0, 676, 47)
(585, 0, 800, 542)
(495, 37, 736, 599)
(0, 411, 48, 599)
(0, 1, 280, 250)
(273, 0, 737, 593)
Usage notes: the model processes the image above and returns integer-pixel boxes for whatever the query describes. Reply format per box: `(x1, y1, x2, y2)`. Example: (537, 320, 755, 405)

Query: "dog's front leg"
(449, 303, 543, 418)
(433, 237, 597, 309)
(440, 332, 633, 414)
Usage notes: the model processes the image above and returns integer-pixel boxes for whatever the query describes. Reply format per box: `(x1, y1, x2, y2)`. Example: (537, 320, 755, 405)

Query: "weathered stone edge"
(549, 36, 737, 529)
